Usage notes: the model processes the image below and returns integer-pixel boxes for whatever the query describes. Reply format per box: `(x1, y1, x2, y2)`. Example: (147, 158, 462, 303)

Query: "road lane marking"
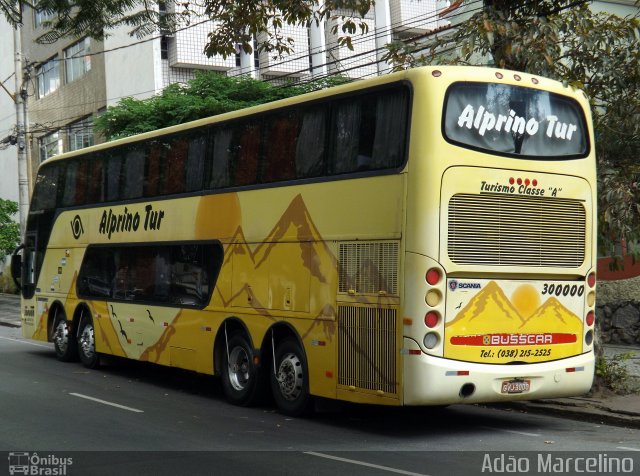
(0, 336, 51, 348)
(305, 452, 430, 476)
(70, 393, 144, 413)
(617, 447, 640, 452)
(482, 426, 540, 437)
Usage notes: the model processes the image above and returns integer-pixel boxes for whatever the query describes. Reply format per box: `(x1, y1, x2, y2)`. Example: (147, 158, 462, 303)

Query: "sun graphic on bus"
(511, 284, 541, 319)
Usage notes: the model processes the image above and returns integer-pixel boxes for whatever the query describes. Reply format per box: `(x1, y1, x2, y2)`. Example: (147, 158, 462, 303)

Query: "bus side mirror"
(10, 245, 24, 291)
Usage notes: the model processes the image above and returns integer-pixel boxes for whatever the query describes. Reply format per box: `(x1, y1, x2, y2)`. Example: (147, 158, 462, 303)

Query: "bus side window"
(121, 148, 145, 199)
(165, 137, 188, 194)
(233, 121, 262, 187)
(32, 163, 59, 211)
(371, 90, 409, 169)
(186, 134, 206, 192)
(144, 141, 163, 197)
(330, 98, 363, 174)
(263, 111, 299, 183)
(106, 152, 123, 202)
(86, 156, 105, 204)
(209, 127, 233, 189)
(295, 106, 327, 179)
(61, 161, 81, 207)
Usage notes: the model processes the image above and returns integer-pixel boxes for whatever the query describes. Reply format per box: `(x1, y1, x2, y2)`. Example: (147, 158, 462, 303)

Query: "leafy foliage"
(385, 1, 640, 260)
(94, 71, 351, 140)
(0, 199, 19, 261)
(7, 1, 374, 58)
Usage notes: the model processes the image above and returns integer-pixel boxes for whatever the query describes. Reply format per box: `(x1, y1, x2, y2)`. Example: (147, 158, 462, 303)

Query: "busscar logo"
(70, 215, 84, 240)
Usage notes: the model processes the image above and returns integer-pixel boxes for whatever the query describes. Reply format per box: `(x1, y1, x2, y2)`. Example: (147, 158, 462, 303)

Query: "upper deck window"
(443, 82, 588, 159)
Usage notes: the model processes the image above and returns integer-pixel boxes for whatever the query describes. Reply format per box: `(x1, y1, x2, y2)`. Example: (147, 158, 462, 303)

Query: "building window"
(65, 38, 91, 83)
(68, 117, 94, 152)
(34, 9, 54, 28)
(39, 132, 61, 162)
(36, 57, 60, 98)
(161, 36, 168, 60)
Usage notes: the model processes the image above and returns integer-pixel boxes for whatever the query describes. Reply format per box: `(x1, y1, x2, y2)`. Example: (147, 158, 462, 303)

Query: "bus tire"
(77, 317, 100, 369)
(53, 317, 78, 362)
(221, 333, 262, 406)
(271, 337, 312, 417)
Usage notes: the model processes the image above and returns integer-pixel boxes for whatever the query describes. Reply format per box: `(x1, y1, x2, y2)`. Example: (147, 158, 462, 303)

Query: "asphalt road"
(1, 304, 639, 475)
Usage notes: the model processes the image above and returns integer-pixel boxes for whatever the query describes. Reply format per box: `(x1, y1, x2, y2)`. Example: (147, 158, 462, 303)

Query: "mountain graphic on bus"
(521, 296, 582, 333)
(446, 281, 524, 334)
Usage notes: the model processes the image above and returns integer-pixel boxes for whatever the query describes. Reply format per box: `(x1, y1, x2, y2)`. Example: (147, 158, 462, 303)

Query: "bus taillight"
(587, 272, 596, 288)
(586, 311, 595, 327)
(424, 312, 439, 328)
(426, 268, 441, 285)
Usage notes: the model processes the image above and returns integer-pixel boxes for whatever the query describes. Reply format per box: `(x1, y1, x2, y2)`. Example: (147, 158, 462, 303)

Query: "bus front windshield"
(443, 82, 589, 159)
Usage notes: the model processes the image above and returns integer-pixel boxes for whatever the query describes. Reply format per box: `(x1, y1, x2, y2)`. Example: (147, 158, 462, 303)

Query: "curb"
(489, 400, 640, 429)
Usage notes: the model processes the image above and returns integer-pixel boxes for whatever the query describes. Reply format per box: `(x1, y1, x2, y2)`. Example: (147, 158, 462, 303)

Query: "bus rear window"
(443, 82, 588, 159)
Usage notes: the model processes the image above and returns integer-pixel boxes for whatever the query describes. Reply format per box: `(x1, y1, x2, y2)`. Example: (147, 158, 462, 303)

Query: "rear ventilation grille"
(338, 241, 399, 295)
(338, 305, 397, 394)
(448, 193, 586, 268)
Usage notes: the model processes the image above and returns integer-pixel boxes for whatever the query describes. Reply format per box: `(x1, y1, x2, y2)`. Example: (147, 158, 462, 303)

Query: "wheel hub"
(228, 346, 250, 391)
(277, 353, 302, 401)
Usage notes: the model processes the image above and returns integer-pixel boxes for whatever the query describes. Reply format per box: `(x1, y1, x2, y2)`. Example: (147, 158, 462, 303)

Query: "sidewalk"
(1, 293, 638, 426)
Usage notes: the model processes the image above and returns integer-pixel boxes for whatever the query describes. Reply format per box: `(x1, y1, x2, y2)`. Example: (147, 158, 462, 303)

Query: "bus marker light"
(311, 340, 326, 346)
(432, 70, 442, 77)
(403, 317, 413, 326)
(509, 177, 515, 184)
(586, 311, 595, 326)
(445, 370, 469, 376)
(423, 332, 438, 349)
(585, 330, 594, 346)
(426, 268, 441, 285)
(532, 179, 538, 186)
(401, 349, 422, 355)
(424, 311, 439, 328)
(587, 272, 596, 288)
(514, 74, 522, 81)
(566, 367, 584, 373)
(495, 72, 503, 79)
(129, 318, 135, 322)
(163, 322, 169, 327)
(325, 371, 333, 378)
(425, 290, 441, 307)
(525, 178, 530, 186)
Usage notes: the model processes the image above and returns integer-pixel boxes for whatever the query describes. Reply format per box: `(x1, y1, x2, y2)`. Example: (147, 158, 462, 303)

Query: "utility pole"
(13, 25, 29, 241)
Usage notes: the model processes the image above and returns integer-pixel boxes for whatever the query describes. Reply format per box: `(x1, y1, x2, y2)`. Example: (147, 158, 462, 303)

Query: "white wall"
(104, 25, 162, 106)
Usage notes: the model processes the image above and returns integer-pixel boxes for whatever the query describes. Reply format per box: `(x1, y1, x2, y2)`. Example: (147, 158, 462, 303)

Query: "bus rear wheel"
(221, 333, 262, 406)
(78, 318, 99, 369)
(271, 337, 312, 417)
(53, 318, 78, 362)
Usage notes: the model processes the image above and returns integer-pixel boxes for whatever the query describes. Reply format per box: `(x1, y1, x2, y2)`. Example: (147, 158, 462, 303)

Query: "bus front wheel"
(53, 318, 78, 362)
(271, 337, 312, 417)
(78, 317, 99, 369)
(221, 333, 262, 406)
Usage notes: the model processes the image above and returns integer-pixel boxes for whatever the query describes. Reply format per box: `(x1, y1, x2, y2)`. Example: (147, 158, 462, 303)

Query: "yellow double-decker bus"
(12, 66, 596, 415)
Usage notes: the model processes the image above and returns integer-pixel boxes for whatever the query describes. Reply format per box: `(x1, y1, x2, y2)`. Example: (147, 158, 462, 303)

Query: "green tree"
(1, 0, 374, 58)
(0, 199, 19, 260)
(385, 0, 640, 259)
(94, 70, 351, 140)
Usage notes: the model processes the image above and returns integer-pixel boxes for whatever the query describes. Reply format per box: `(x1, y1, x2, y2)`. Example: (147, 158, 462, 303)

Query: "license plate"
(501, 379, 530, 394)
